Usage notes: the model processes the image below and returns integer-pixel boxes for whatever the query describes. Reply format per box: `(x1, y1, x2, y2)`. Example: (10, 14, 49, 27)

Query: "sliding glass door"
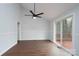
(55, 16, 73, 51)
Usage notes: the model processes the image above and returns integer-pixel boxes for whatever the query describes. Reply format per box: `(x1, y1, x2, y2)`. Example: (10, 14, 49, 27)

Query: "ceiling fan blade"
(37, 15, 42, 18)
(36, 13, 44, 15)
(25, 14, 32, 16)
(30, 10, 35, 15)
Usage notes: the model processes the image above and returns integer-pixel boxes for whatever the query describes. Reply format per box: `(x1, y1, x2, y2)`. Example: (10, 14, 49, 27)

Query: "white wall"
(0, 3, 21, 55)
(20, 9, 50, 40)
(51, 6, 79, 55)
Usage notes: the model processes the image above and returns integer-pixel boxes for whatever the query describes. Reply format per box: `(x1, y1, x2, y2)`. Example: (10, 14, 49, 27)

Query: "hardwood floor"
(63, 40, 72, 49)
(2, 40, 71, 56)
(57, 40, 72, 49)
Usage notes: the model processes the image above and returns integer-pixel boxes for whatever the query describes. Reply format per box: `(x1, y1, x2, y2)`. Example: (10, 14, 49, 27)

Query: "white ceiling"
(21, 3, 79, 20)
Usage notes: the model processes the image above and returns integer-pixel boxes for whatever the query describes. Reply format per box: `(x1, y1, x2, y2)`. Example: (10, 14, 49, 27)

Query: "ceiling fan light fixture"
(33, 16, 36, 19)
(25, 3, 44, 19)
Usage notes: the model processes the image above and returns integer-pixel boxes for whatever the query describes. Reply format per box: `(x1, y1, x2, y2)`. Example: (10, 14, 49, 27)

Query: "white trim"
(19, 39, 50, 40)
(71, 13, 76, 55)
(60, 21, 63, 44)
(53, 21, 56, 42)
(0, 41, 17, 56)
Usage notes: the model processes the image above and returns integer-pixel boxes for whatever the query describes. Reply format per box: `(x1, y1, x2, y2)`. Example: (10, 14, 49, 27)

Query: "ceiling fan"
(25, 3, 44, 19)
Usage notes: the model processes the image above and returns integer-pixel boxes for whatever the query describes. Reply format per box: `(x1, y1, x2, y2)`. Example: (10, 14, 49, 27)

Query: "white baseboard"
(19, 39, 49, 40)
(0, 41, 17, 56)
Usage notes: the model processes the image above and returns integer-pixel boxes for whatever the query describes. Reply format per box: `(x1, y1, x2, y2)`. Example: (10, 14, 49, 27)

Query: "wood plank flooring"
(2, 40, 71, 56)
(57, 40, 72, 49)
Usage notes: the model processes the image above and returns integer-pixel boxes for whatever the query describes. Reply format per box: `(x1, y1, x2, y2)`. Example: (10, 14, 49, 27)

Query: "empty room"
(0, 3, 79, 56)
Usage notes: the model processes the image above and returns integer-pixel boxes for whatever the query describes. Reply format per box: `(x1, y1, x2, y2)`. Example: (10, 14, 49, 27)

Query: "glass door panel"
(62, 16, 72, 49)
(56, 21, 61, 44)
